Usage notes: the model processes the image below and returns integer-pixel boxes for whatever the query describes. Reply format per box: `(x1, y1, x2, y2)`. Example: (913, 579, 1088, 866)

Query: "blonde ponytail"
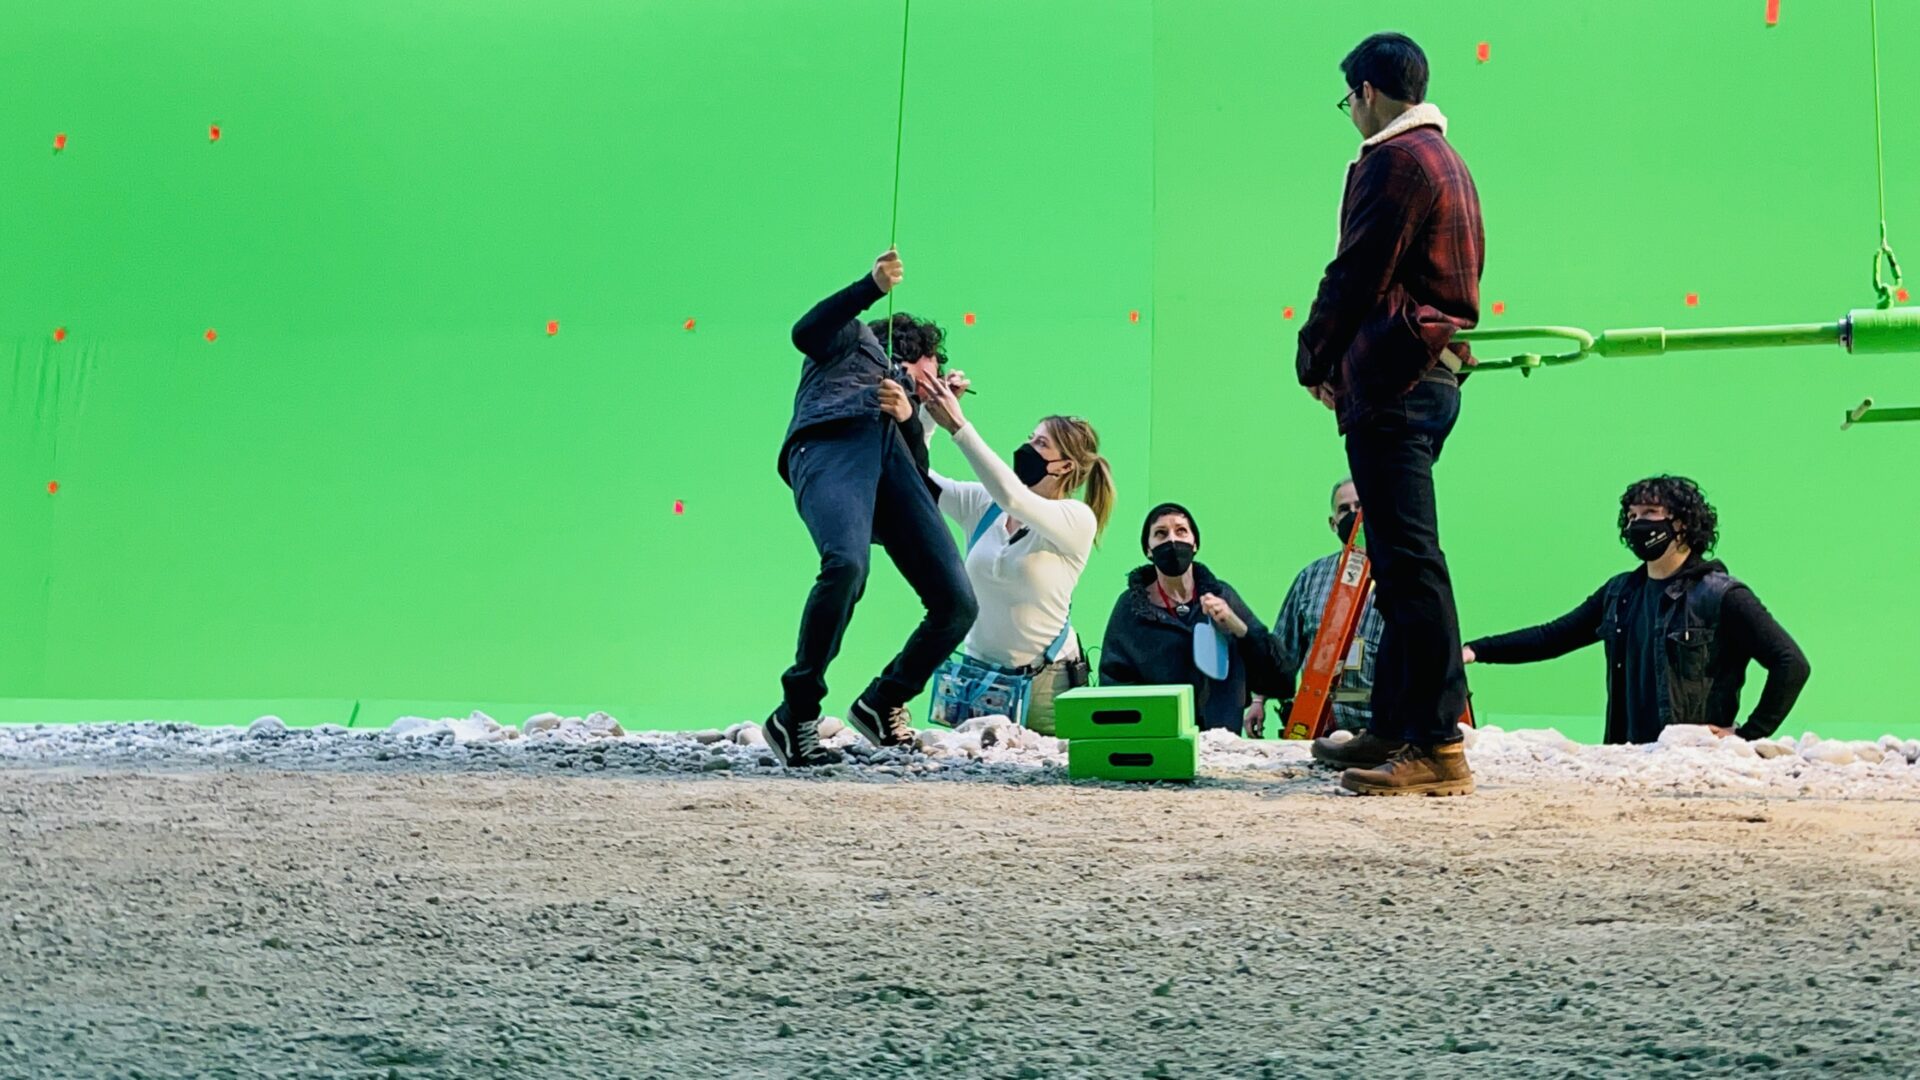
(1082, 455, 1116, 542)
(1041, 415, 1115, 544)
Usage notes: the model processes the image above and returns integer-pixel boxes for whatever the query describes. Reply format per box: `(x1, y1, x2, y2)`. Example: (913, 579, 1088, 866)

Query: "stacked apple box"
(1054, 685, 1198, 782)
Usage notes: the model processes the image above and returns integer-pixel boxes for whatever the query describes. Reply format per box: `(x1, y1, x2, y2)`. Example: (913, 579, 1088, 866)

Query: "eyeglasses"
(1337, 86, 1361, 114)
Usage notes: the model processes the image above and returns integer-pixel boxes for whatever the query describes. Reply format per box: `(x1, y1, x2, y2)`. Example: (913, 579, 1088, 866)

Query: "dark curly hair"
(1618, 475, 1719, 556)
(867, 312, 946, 367)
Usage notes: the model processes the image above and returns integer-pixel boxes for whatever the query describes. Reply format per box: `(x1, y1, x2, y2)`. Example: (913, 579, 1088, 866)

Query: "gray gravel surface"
(2, 747, 1916, 1079)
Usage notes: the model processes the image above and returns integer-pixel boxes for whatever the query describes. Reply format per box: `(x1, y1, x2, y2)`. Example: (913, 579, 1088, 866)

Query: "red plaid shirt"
(1296, 123, 1485, 431)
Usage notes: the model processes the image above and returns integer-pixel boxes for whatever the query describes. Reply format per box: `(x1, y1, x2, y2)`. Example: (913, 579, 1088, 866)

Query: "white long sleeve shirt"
(929, 422, 1097, 669)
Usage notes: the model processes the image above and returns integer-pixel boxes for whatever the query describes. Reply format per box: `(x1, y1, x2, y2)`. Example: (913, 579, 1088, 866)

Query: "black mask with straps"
(1013, 443, 1056, 487)
(1149, 540, 1196, 578)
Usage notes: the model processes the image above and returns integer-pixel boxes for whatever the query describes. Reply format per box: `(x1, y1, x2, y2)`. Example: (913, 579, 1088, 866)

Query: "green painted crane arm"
(1457, 307, 1920, 376)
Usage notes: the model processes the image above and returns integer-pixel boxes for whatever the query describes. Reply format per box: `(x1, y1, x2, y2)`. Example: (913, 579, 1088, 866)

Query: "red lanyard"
(1156, 581, 1189, 615)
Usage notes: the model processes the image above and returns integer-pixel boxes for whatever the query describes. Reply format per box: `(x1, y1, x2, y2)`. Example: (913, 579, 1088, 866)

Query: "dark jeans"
(782, 418, 977, 721)
(1344, 374, 1468, 747)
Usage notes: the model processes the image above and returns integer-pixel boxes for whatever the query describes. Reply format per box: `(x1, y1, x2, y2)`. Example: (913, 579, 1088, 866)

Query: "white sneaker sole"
(845, 703, 892, 747)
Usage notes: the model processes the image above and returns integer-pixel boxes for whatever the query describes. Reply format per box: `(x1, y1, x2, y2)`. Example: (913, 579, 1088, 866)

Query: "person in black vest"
(1098, 503, 1290, 734)
(1461, 476, 1810, 744)
(767, 249, 978, 766)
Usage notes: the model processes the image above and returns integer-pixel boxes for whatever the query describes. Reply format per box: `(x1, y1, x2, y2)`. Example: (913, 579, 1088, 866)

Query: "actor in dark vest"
(1463, 476, 1811, 744)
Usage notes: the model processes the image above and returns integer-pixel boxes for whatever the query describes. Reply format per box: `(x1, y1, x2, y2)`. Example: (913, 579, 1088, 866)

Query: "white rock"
(736, 725, 767, 748)
(1801, 741, 1856, 766)
(816, 718, 845, 740)
(978, 719, 1021, 748)
(244, 716, 289, 740)
(1854, 744, 1886, 765)
(523, 713, 564, 736)
(444, 714, 516, 745)
(585, 712, 625, 738)
(1512, 727, 1580, 754)
(690, 729, 726, 745)
(1656, 725, 1721, 749)
(389, 716, 437, 738)
(955, 715, 1009, 735)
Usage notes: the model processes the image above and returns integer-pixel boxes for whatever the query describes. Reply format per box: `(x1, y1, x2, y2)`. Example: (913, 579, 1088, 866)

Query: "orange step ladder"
(1281, 509, 1475, 740)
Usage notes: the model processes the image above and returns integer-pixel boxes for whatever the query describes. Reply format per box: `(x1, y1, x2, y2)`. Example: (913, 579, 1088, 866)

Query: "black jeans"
(782, 418, 977, 721)
(1344, 374, 1468, 747)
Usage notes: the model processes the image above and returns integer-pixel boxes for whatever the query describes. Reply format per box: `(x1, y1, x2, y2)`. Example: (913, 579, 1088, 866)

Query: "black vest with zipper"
(1597, 565, 1742, 743)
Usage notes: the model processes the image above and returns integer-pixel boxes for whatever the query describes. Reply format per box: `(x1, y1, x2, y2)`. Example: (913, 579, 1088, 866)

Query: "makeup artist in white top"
(912, 370, 1115, 734)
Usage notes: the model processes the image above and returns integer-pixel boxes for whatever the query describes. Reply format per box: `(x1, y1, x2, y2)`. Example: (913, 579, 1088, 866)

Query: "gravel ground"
(2, 718, 1918, 1079)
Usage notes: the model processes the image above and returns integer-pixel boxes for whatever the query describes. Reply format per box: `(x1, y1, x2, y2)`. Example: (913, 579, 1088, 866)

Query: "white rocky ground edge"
(2, 712, 1918, 798)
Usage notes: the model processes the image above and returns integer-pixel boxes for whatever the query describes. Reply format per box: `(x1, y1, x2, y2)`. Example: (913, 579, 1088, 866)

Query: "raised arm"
(791, 250, 899, 358)
(948, 424, 1096, 557)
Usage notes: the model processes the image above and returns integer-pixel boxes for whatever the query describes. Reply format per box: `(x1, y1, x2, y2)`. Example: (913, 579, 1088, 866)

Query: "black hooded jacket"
(777, 273, 933, 488)
(1098, 562, 1291, 734)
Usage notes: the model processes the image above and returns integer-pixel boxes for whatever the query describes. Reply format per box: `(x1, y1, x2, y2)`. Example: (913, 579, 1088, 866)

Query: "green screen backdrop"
(3, 1, 1915, 740)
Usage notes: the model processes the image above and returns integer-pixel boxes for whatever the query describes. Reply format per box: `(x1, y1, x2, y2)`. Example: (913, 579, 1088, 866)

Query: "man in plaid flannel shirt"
(1244, 479, 1380, 737)
(1296, 32, 1484, 796)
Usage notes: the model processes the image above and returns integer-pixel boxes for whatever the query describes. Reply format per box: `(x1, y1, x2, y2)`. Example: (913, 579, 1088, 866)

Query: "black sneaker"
(847, 697, 915, 748)
(763, 706, 843, 767)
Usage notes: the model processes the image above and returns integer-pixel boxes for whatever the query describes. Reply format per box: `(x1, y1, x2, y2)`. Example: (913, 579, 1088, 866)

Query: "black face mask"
(1149, 540, 1196, 578)
(1336, 510, 1360, 546)
(1624, 518, 1677, 562)
(1014, 444, 1055, 487)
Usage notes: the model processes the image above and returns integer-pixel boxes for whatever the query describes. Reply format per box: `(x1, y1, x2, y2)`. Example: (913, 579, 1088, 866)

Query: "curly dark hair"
(1618, 475, 1719, 556)
(867, 312, 946, 367)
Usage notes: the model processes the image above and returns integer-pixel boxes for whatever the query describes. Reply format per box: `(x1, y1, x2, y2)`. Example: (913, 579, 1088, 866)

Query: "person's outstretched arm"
(1723, 588, 1812, 740)
(791, 250, 898, 359)
(1467, 584, 1609, 664)
(1297, 147, 1435, 389)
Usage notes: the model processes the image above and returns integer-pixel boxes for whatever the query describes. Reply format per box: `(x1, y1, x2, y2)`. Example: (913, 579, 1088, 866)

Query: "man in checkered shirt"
(1244, 479, 1380, 738)
(1297, 31, 1484, 796)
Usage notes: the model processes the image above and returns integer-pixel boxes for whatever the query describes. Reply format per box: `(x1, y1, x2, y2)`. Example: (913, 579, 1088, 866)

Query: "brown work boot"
(1339, 740, 1474, 797)
(1310, 730, 1408, 769)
